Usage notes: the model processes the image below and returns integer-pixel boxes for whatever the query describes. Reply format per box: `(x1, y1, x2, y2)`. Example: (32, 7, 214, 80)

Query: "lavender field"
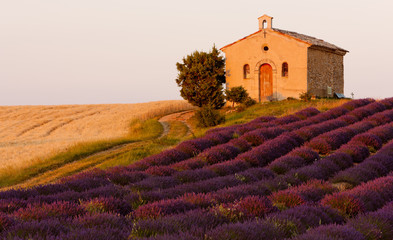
(1, 98, 393, 240)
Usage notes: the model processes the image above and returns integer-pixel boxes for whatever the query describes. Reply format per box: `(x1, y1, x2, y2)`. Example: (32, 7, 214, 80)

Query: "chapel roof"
(273, 28, 348, 53)
(220, 28, 348, 54)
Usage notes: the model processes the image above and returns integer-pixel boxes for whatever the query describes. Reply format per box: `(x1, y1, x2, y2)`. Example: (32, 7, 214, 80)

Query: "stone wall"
(307, 48, 344, 97)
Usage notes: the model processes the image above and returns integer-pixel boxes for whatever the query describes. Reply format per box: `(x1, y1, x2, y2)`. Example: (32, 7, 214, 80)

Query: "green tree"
(175, 46, 226, 109)
(225, 86, 249, 108)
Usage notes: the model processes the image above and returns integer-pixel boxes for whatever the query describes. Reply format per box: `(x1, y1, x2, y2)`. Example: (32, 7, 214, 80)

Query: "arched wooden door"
(259, 64, 273, 100)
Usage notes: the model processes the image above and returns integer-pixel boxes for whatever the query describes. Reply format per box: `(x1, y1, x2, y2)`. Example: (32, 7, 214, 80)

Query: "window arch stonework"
(282, 62, 288, 77)
(243, 64, 250, 79)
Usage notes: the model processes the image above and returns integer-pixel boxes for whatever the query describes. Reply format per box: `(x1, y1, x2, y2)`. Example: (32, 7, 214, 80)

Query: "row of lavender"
(127, 118, 393, 227)
(129, 116, 393, 213)
(1, 98, 393, 239)
(130, 137, 393, 240)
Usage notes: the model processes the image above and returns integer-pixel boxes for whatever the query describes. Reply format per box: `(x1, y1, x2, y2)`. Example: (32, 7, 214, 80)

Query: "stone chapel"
(220, 15, 348, 102)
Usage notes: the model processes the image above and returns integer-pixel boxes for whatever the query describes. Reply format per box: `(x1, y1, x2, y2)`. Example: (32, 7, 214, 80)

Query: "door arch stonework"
(254, 59, 277, 102)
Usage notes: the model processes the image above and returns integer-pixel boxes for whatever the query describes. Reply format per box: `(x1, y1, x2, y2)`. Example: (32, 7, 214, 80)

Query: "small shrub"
(243, 96, 257, 107)
(299, 91, 312, 101)
(195, 105, 225, 127)
(235, 104, 246, 112)
(225, 86, 249, 108)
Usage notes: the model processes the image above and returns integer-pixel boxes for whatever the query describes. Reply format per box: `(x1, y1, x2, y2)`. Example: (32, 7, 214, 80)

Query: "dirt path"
(158, 110, 194, 138)
(10, 110, 195, 189)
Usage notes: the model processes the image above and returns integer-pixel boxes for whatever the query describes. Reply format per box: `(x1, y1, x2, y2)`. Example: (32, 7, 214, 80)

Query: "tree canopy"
(175, 46, 226, 109)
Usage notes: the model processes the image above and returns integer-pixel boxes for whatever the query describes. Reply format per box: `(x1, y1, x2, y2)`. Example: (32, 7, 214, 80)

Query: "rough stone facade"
(307, 47, 344, 97)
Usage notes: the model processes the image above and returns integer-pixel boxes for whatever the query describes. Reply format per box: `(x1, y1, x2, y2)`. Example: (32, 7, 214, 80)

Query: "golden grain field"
(0, 100, 193, 170)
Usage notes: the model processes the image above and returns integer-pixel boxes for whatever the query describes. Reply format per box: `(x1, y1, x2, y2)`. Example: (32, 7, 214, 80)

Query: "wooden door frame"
(259, 63, 273, 101)
(254, 59, 277, 102)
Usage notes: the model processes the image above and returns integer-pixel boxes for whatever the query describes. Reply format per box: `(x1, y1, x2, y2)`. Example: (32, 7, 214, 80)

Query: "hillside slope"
(2, 98, 393, 239)
(1, 99, 346, 189)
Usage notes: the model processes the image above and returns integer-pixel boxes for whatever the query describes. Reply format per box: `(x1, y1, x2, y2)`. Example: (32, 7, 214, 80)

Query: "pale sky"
(1, 0, 392, 105)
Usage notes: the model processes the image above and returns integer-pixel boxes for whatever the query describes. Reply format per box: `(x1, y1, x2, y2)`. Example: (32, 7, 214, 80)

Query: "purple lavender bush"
(268, 155, 306, 174)
(106, 168, 148, 186)
(211, 196, 276, 221)
(13, 201, 85, 221)
(207, 159, 250, 176)
(266, 205, 345, 237)
(228, 138, 251, 152)
(170, 157, 206, 171)
(173, 168, 217, 183)
(131, 209, 227, 239)
(293, 224, 366, 240)
(205, 220, 287, 240)
(134, 198, 197, 219)
(80, 196, 132, 215)
(145, 166, 177, 176)
(349, 133, 383, 151)
(289, 146, 320, 163)
(337, 143, 370, 163)
(347, 201, 393, 240)
(368, 123, 393, 143)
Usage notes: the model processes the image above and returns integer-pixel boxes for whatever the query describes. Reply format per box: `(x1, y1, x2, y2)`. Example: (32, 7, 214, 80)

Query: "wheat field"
(0, 100, 193, 170)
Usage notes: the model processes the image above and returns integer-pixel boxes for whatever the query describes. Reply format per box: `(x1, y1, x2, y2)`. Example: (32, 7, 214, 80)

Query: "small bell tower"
(258, 14, 273, 30)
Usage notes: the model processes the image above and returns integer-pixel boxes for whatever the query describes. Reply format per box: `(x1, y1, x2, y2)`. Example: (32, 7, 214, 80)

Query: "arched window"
(262, 20, 267, 29)
(282, 62, 288, 77)
(243, 64, 250, 79)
